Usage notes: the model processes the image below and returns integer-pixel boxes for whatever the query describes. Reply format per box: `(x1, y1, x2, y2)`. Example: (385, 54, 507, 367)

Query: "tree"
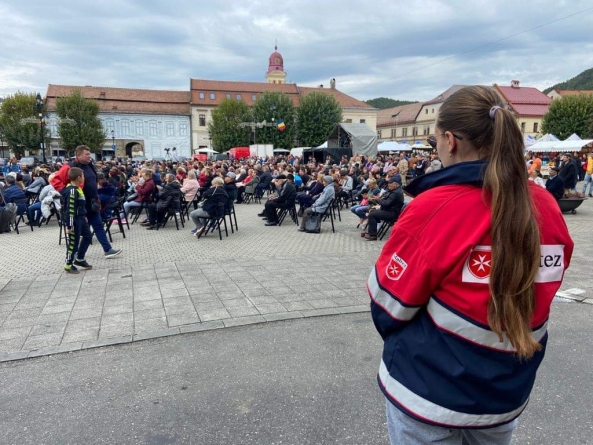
(252, 91, 296, 149)
(56, 90, 105, 153)
(0, 91, 47, 157)
(297, 92, 342, 147)
(208, 98, 251, 152)
(541, 94, 593, 140)
(365, 97, 418, 110)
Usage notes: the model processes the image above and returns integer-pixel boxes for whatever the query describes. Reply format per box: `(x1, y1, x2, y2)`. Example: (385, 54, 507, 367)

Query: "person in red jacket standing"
(369, 86, 573, 444)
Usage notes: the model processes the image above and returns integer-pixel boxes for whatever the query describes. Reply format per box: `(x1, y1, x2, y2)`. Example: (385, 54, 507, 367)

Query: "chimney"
(330, 78, 336, 89)
(511, 80, 520, 88)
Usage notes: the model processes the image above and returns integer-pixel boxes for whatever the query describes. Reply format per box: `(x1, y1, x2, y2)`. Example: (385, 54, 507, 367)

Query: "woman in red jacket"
(370, 86, 573, 444)
(123, 169, 155, 217)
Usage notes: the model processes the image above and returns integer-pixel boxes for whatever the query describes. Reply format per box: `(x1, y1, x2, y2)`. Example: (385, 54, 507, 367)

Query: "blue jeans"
(86, 210, 113, 253)
(28, 202, 42, 224)
(386, 399, 517, 445)
(351, 204, 369, 220)
(582, 173, 592, 195)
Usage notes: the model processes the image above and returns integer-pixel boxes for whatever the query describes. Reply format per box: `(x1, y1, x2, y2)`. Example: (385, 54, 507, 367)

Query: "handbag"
(90, 197, 101, 213)
(304, 212, 322, 233)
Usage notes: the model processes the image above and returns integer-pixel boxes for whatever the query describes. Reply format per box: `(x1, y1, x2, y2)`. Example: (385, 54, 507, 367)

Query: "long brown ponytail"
(437, 86, 542, 359)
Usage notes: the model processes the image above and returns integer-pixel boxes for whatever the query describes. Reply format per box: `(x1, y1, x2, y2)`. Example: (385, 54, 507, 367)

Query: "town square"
(1, 1, 593, 444)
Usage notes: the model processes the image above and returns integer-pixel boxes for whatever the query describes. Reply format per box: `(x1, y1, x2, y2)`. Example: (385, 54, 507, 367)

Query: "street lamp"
(270, 103, 276, 149)
(36, 93, 46, 163)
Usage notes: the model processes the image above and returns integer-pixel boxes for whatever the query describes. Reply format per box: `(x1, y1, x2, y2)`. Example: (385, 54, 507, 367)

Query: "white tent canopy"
(196, 148, 217, 154)
(377, 141, 401, 152)
(290, 147, 306, 157)
(524, 135, 536, 147)
(529, 138, 593, 152)
(565, 133, 582, 141)
(537, 134, 560, 142)
(398, 142, 412, 152)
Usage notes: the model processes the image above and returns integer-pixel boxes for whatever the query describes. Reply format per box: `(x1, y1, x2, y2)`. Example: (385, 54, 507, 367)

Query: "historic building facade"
(190, 46, 376, 150)
(378, 82, 551, 143)
(45, 85, 191, 159)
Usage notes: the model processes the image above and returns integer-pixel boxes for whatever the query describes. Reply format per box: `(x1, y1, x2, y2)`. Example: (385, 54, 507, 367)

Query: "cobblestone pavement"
(0, 195, 591, 361)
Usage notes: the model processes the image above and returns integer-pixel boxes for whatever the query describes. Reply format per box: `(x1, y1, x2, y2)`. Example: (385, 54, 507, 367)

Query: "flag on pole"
(277, 119, 286, 131)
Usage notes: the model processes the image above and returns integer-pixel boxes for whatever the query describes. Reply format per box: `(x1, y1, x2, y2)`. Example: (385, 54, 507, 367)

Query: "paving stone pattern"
(0, 196, 591, 360)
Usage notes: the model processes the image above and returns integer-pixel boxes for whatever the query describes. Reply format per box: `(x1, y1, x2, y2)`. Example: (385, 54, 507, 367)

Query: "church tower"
(265, 43, 287, 84)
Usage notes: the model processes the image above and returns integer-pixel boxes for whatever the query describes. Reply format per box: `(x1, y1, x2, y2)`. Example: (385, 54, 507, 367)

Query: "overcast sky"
(1, 0, 592, 103)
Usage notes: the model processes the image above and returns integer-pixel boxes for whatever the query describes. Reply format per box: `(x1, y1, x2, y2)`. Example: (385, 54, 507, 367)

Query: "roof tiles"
(45, 84, 190, 115)
(377, 103, 423, 127)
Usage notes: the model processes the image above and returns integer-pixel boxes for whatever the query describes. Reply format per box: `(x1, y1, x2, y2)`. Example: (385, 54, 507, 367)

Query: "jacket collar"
(403, 160, 487, 198)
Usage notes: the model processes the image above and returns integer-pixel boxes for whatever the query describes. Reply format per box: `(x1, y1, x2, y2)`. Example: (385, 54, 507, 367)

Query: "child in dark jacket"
(98, 179, 117, 220)
(61, 167, 93, 274)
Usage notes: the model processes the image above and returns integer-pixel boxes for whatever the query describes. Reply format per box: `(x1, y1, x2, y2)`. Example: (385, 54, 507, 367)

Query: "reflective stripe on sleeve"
(379, 359, 527, 428)
(427, 298, 548, 353)
(367, 268, 420, 321)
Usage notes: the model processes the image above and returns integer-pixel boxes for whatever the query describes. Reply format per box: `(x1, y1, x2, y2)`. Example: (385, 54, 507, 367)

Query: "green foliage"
(365, 97, 418, 110)
(56, 90, 105, 153)
(541, 94, 593, 140)
(252, 91, 296, 148)
(208, 99, 252, 152)
(543, 67, 593, 94)
(0, 91, 47, 156)
(297, 92, 342, 147)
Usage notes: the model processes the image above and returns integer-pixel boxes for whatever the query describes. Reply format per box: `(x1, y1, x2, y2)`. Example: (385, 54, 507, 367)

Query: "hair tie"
(489, 106, 501, 120)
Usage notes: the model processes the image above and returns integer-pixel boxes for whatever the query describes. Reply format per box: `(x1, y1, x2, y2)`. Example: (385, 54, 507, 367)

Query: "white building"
(45, 85, 191, 160)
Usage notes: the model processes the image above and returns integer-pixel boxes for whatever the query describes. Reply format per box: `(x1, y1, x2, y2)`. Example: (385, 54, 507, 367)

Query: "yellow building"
(190, 46, 376, 150)
(494, 81, 551, 139)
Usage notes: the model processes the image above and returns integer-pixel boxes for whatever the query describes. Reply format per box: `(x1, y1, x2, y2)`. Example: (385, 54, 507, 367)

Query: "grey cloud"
(1, 0, 593, 102)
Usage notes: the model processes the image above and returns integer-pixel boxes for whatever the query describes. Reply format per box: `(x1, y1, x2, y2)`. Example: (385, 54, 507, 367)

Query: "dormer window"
(199, 92, 205, 99)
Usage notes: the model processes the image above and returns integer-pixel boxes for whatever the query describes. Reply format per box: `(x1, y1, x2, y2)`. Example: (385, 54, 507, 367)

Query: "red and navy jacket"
(368, 160, 574, 429)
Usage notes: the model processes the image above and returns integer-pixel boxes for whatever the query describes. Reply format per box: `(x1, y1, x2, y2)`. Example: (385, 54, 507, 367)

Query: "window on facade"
(402, 128, 408, 137)
(378, 130, 382, 138)
(533, 122, 538, 133)
(425, 109, 428, 114)
(345, 119, 352, 123)
(179, 123, 188, 136)
(105, 120, 115, 136)
(236, 94, 242, 100)
(360, 119, 366, 124)
(226, 93, 231, 99)
(199, 92, 205, 99)
(149, 121, 158, 137)
(166, 122, 175, 137)
(520, 122, 526, 133)
(391, 129, 396, 138)
(210, 93, 215, 100)
(121, 120, 130, 136)
(199, 114, 206, 127)
(136, 121, 144, 136)
(412, 127, 418, 136)
(432, 108, 434, 113)
(252, 94, 257, 101)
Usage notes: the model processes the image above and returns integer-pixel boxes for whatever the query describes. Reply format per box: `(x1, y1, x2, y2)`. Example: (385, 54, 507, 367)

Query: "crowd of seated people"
(1, 150, 455, 239)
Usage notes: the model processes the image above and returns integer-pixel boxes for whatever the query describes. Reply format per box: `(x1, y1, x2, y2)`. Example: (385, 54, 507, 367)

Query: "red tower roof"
(267, 45, 284, 73)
